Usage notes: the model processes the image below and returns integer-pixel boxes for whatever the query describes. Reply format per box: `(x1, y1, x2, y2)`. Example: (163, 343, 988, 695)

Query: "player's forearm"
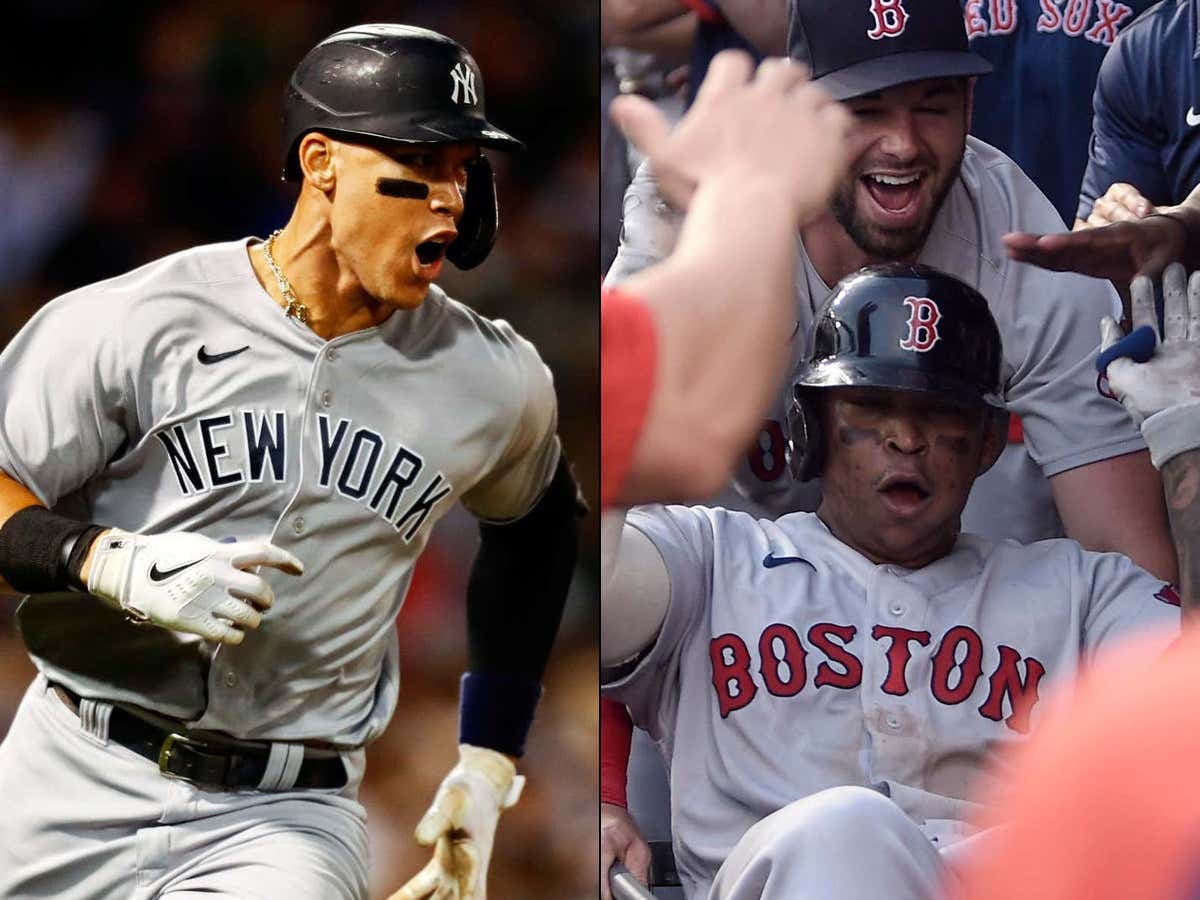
(0, 474, 38, 591)
(0, 471, 43, 529)
(461, 458, 581, 757)
(0, 472, 111, 600)
(713, 0, 788, 55)
(622, 177, 798, 498)
(1160, 447, 1200, 610)
(605, 11, 697, 59)
(602, 0, 691, 41)
(1052, 451, 1179, 583)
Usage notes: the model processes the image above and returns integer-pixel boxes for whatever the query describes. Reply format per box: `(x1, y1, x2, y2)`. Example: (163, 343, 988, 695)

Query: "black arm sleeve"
(466, 453, 586, 681)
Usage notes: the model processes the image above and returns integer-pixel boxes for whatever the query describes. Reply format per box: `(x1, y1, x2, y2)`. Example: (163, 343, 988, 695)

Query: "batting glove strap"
(1141, 400, 1200, 469)
(457, 744, 524, 809)
(87, 529, 149, 614)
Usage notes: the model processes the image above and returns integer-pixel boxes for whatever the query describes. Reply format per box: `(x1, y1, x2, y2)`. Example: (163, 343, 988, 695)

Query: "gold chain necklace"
(262, 230, 309, 324)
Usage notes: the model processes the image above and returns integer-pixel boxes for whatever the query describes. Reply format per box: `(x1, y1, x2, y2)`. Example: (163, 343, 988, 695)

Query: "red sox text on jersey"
(963, 0, 1135, 45)
(155, 411, 452, 542)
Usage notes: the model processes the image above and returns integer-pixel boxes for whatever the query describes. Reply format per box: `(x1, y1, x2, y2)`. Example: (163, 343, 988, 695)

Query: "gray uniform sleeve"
(0, 292, 133, 506)
(602, 504, 713, 741)
(459, 325, 561, 522)
(999, 260, 1140, 476)
(958, 149, 1144, 477)
(1076, 547, 1181, 659)
(603, 161, 683, 287)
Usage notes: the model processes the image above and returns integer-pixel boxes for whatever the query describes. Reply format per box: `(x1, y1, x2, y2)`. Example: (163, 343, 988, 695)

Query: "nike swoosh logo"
(762, 553, 815, 569)
(1188, 107, 1200, 127)
(197, 345, 250, 365)
(148, 558, 206, 582)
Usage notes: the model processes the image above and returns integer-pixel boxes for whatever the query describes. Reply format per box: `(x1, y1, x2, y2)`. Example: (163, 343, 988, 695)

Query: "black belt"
(53, 684, 347, 791)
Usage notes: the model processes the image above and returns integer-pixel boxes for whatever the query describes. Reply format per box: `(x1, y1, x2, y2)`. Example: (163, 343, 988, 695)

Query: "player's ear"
(297, 132, 337, 193)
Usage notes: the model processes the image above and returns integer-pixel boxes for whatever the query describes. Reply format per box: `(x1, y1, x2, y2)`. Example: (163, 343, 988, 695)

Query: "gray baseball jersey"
(603, 505, 1181, 898)
(0, 237, 560, 746)
(605, 137, 1137, 541)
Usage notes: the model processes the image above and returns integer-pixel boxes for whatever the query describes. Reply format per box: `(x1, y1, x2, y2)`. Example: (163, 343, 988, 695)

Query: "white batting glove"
(389, 744, 525, 900)
(1102, 262, 1200, 467)
(86, 529, 304, 645)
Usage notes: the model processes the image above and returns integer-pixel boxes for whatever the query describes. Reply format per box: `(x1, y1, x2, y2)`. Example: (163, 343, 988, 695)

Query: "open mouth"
(880, 481, 930, 504)
(877, 473, 932, 513)
(862, 172, 924, 216)
(415, 240, 447, 266)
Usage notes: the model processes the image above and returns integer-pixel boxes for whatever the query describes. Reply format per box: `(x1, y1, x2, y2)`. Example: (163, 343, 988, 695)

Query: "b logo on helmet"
(450, 62, 477, 105)
(867, 0, 909, 39)
(899, 296, 941, 352)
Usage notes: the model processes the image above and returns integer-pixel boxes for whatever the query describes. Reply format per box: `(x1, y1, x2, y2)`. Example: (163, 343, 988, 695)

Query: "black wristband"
(0, 507, 102, 593)
(65, 524, 107, 590)
(458, 670, 543, 757)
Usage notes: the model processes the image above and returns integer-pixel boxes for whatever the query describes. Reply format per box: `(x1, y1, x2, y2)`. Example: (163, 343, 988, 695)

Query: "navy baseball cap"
(787, 0, 992, 101)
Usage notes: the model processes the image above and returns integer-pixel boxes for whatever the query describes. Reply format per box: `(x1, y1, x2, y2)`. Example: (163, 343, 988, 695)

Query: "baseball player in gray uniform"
(0, 24, 580, 900)
(602, 264, 1190, 900)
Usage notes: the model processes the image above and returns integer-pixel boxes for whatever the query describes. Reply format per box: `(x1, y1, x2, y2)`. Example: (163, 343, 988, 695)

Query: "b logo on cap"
(867, 0, 909, 39)
(899, 296, 941, 351)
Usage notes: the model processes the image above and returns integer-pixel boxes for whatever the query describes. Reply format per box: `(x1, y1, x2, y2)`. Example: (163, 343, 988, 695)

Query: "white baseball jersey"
(605, 137, 1138, 540)
(603, 505, 1181, 898)
(0, 237, 560, 746)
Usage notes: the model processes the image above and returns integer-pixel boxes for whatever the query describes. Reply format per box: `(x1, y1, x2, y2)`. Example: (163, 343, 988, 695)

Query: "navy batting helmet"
(786, 263, 1008, 482)
(282, 24, 522, 269)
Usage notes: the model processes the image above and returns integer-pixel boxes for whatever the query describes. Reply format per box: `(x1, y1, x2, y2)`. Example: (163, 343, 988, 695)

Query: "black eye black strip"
(376, 178, 430, 199)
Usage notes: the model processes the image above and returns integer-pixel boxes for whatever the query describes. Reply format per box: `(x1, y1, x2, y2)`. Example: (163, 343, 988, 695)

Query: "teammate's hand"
(389, 744, 524, 900)
(1080, 182, 1155, 229)
(1004, 215, 1187, 284)
(601, 802, 652, 900)
(608, 50, 850, 221)
(86, 529, 303, 645)
(1101, 263, 1200, 428)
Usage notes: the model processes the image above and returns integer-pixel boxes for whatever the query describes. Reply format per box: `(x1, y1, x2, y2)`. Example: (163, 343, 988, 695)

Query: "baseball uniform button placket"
(292, 515, 305, 535)
(872, 568, 925, 622)
(320, 389, 333, 408)
(325, 347, 338, 362)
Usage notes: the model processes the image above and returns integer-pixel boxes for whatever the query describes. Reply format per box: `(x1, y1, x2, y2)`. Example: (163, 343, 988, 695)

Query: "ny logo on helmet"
(450, 62, 477, 105)
(899, 296, 941, 352)
(867, 0, 909, 39)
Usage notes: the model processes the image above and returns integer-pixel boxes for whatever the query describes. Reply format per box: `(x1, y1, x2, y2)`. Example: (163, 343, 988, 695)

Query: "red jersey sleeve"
(601, 287, 657, 508)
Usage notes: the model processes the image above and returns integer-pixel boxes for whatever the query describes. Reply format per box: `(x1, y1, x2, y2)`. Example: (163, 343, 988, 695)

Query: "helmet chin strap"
(977, 408, 1010, 475)
(376, 177, 429, 199)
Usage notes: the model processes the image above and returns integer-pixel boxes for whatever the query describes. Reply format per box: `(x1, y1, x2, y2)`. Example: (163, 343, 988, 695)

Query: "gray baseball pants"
(0, 674, 370, 899)
(709, 786, 989, 900)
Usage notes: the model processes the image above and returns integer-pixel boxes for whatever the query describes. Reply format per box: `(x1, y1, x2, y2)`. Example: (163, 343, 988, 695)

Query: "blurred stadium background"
(0, 2, 599, 897)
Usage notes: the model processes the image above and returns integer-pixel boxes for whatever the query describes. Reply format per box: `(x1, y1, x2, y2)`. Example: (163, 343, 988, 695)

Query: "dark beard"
(831, 156, 963, 260)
